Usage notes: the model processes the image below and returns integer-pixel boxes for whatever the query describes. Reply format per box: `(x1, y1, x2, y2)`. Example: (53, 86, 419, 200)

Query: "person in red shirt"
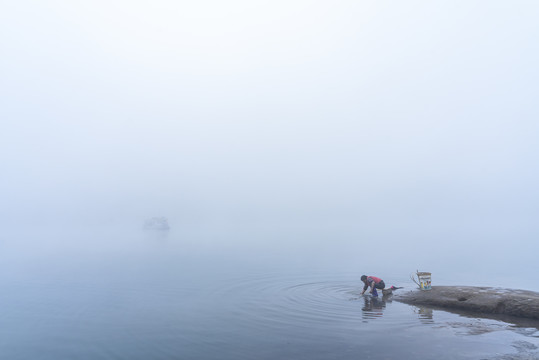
(360, 275, 385, 297)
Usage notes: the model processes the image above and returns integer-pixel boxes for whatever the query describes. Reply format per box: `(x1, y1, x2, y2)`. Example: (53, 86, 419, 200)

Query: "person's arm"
(360, 282, 368, 295)
(369, 282, 375, 293)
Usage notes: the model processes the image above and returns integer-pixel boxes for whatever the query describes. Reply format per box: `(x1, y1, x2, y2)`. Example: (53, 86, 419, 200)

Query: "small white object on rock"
(144, 217, 170, 231)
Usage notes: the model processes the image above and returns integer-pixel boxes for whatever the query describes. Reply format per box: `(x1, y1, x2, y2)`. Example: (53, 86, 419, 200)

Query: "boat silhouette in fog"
(143, 217, 170, 231)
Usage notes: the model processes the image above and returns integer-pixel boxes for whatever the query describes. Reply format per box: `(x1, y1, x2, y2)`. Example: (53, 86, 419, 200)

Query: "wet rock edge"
(394, 286, 539, 321)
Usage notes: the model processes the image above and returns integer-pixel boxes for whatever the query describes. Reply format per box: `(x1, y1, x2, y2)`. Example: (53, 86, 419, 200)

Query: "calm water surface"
(1, 229, 538, 359)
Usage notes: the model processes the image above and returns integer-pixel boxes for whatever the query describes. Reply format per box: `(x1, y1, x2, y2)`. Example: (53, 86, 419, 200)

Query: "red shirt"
(368, 276, 382, 284)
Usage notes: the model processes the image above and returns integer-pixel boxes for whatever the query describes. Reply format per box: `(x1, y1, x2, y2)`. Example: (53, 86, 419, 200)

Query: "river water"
(1, 228, 538, 359)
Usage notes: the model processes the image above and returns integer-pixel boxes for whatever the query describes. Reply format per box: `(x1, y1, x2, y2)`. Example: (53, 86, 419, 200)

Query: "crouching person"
(360, 275, 385, 297)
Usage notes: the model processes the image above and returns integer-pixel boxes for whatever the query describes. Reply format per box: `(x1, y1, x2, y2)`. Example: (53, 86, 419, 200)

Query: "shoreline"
(394, 286, 539, 321)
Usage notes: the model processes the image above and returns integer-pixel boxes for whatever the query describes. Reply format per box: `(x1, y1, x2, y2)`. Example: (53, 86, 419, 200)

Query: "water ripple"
(211, 273, 405, 333)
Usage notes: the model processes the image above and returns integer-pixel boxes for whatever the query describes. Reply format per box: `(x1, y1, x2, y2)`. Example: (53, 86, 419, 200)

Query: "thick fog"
(1, 1, 538, 289)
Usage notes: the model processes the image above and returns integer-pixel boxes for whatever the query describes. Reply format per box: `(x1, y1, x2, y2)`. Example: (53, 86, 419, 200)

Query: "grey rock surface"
(395, 286, 539, 320)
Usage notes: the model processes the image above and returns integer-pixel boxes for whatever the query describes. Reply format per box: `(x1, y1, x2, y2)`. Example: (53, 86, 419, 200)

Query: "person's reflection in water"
(361, 295, 389, 321)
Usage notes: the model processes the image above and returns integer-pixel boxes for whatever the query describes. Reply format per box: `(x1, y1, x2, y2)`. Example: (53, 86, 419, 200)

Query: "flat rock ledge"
(394, 286, 539, 320)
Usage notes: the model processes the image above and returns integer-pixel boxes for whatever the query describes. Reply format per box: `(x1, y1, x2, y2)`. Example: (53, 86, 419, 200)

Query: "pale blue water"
(0, 229, 538, 359)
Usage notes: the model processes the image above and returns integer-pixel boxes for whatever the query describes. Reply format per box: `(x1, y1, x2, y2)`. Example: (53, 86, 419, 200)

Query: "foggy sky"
(1, 1, 539, 282)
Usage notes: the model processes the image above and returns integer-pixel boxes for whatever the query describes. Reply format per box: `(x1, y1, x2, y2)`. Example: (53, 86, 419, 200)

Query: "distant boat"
(144, 217, 170, 231)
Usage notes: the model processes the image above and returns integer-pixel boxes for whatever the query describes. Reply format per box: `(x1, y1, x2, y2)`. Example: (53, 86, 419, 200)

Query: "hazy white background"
(1, 1, 538, 289)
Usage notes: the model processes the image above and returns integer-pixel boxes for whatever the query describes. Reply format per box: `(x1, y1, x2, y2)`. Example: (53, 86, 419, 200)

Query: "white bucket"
(416, 272, 431, 290)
